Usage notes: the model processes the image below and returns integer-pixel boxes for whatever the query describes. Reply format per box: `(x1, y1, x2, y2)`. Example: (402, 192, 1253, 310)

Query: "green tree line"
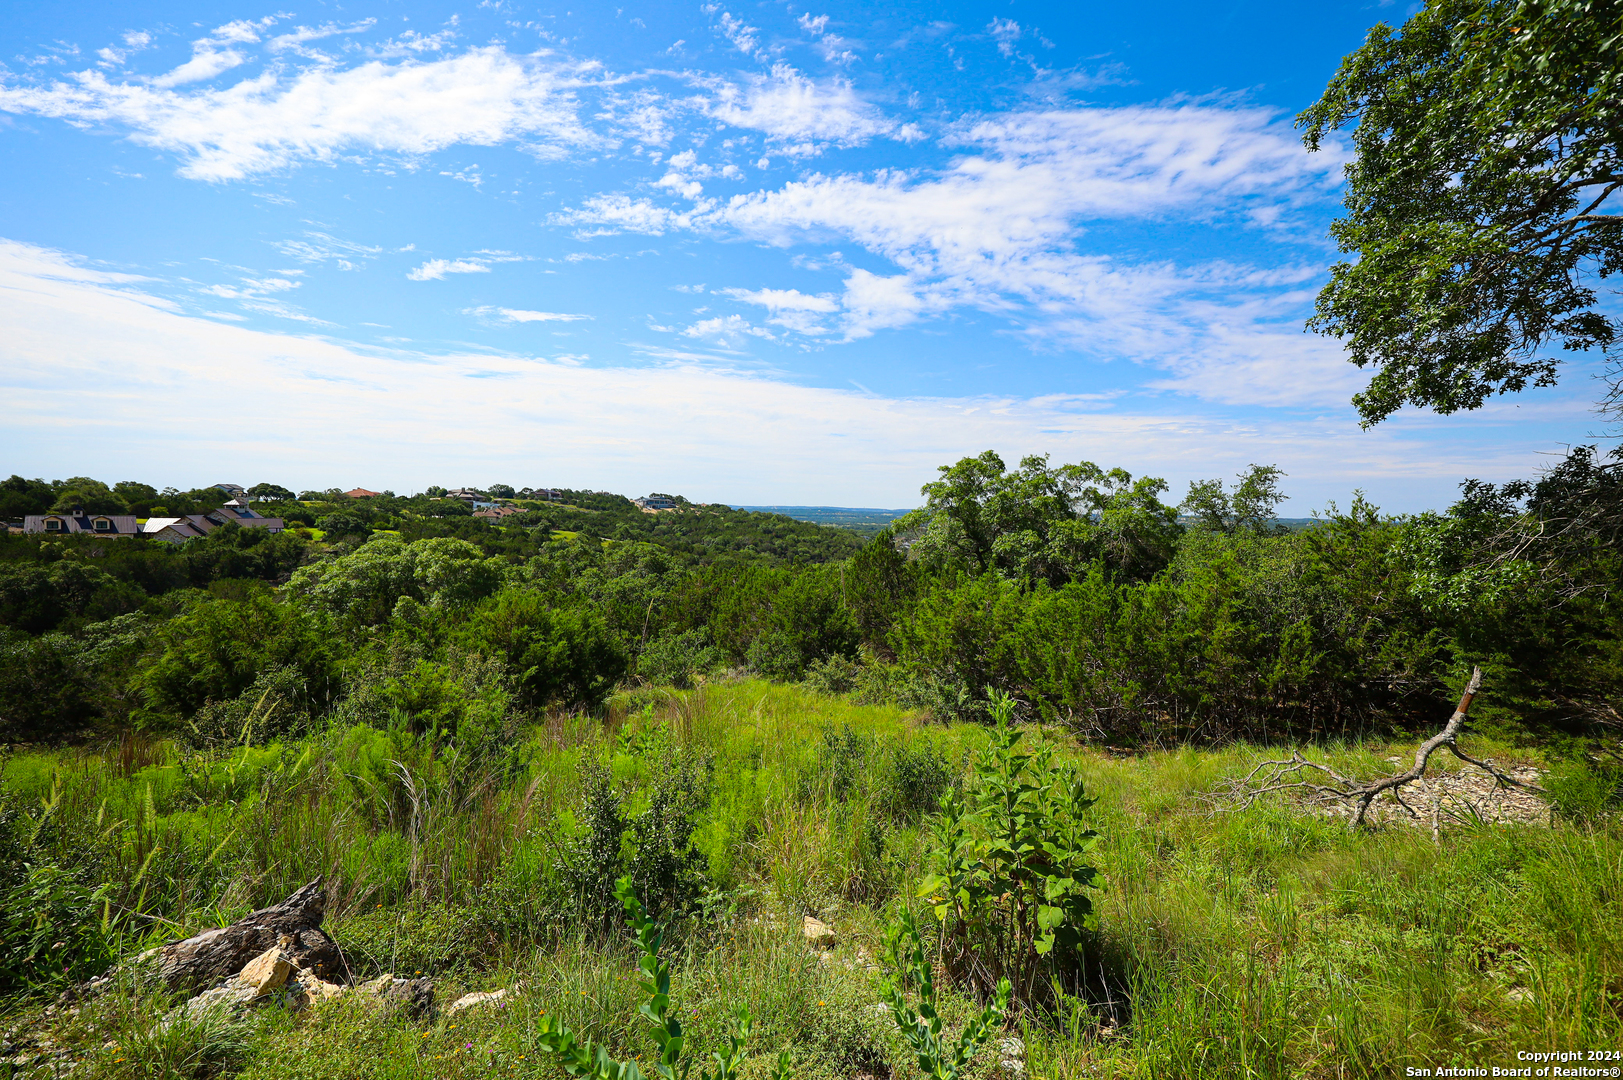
(2, 447, 1617, 754)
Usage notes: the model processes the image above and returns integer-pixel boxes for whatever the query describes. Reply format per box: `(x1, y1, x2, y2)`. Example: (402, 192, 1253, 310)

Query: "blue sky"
(0, 0, 1610, 510)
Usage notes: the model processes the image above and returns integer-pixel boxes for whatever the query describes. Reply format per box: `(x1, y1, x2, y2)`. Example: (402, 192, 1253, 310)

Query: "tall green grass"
(2, 681, 1617, 1080)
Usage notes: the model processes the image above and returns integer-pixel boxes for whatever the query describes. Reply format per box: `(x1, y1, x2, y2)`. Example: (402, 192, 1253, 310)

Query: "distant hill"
(732, 505, 915, 536)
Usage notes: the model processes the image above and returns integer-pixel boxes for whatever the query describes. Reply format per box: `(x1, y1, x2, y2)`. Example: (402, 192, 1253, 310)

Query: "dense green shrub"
(0, 559, 145, 634)
(802, 654, 861, 695)
(639, 628, 724, 689)
(560, 745, 712, 933)
(286, 535, 506, 625)
(182, 664, 320, 748)
(129, 593, 345, 729)
(456, 590, 627, 709)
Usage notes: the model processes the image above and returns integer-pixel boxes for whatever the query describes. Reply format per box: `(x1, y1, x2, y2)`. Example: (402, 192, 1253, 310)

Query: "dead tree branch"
(1217, 667, 1548, 830)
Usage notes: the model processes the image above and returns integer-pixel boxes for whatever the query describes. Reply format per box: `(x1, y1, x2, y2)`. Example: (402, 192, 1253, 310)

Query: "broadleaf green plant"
(918, 690, 1101, 1008)
(532, 877, 791, 1080)
(881, 906, 1010, 1080)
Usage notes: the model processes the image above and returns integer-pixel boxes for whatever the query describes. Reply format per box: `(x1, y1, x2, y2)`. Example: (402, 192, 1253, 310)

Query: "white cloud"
(549, 194, 691, 236)
(681, 313, 777, 346)
(97, 33, 153, 69)
(465, 306, 591, 322)
(0, 237, 1584, 510)
(708, 64, 894, 149)
(441, 165, 483, 187)
(708, 9, 766, 59)
(267, 20, 378, 56)
(150, 49, 249, 89)
(0, 47, 598, 180)
(715, 106, 1339, 260)
(408, 258, 493, 281)
(721, 285, 839, 334)
(552, 102, 1352, 379)
(722, 286, 838, 312)
(795, 12, 856, 65)
(272, 232, 383, 271)
(707, 106, 1344, 352)
(208, 19, 276, 46)
(602, 88, 682, 146)
(837, 269, 947, 340)
(988, 18, 1022, 57)
(150, 18, 279, 88)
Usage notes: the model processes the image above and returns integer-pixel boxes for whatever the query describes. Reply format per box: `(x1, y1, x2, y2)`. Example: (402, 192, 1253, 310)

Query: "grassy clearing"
(1, 682, 1617, 1079)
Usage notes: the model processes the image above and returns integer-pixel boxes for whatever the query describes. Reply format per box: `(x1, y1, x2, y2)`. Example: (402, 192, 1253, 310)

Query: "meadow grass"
(1, 681, 1617, 1079)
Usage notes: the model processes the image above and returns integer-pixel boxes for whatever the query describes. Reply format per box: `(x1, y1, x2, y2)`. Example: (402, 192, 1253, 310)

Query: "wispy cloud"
(149, 17, 279, 88)
(465, 305, 591, 322)
(0, 46, 598, 180)
(680, 313, 776, 346)
(705, 64, 896, 153)
(408, 259, 491, 281)
(0, 237, 1575, 510)
(266, 20, 378, 57)
(408, 251, 525, 280)
(555, 103, 1347, 367)
(705, 7, 769, 60)
(272, 232, 382, 271)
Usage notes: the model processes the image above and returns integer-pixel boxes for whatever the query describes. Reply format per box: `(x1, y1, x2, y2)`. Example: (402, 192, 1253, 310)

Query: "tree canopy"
(1299, 0, 1623, 425)
(897, 451, 1182, 586)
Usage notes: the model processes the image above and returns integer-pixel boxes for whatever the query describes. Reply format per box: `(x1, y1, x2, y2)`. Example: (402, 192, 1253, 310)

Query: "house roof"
(345, 488, 381, 498)
(144, 511, 285, 541)
(23, 513, 141, 535)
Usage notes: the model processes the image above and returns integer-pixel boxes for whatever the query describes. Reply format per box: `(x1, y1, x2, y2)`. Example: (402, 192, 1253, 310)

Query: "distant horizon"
(3, 467, 1586, 520)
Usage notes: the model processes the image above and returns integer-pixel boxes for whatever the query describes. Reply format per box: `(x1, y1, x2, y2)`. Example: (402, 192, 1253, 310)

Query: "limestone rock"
(181, 983, 259, 1020)
(360, 975, 435, 1020)
(447, 988, 509, 1014)
(288, 975, 347, 1010)
(802, 915, 837, 948)
(236, 948, 293, 998)
(995, 1035, 1026, 1075)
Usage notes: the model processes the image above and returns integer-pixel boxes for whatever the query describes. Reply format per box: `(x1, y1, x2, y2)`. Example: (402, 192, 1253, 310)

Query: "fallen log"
(1218, 667, 1547, 830)
(148, 879, 348, 993)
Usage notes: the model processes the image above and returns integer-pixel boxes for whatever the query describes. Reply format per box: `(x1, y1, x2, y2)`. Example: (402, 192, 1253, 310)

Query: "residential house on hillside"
(144, 500, 285, 543)
(214, 483, 245, 497)
(473, 506, 528, 521)
(344, 488, 381, 498)
(23, 510, 141, 537)
(633, 495, 678, 511)
(444, 488, 497, 509)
